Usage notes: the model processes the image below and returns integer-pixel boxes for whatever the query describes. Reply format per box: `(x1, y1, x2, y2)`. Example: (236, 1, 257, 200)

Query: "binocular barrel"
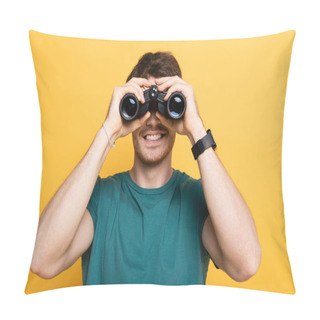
(119, 85, 186, 121)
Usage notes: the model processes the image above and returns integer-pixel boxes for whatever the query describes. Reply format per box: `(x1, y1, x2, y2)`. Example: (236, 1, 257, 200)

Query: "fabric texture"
(82, 169, 218, 286)
(25, 30, 296, 294)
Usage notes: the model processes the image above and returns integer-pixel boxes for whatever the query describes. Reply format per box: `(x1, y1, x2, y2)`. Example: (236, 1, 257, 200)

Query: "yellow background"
(25, 30, 296, 294)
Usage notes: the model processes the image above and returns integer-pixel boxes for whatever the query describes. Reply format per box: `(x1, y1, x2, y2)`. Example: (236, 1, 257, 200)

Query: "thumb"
(131, 111, 151, 132)
(156, 111, 170, 126)
(139, 111, 151, 125)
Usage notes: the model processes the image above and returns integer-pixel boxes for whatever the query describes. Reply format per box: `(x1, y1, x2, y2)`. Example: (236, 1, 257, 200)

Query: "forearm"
(189, 122, 261, 275)
(31, 121, 118, 269)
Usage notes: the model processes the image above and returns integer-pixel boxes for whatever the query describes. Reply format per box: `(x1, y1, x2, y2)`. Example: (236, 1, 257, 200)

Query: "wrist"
(101, 119, 119, 146)
(188, 121, 207, 145)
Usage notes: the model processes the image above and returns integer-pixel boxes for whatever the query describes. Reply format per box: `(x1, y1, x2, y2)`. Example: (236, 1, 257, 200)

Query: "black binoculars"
(119, 85, 186, 121)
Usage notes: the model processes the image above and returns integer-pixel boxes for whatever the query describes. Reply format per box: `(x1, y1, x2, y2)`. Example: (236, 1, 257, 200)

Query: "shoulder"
(175, 170, 203, 194)
(99, 171, 126, 190)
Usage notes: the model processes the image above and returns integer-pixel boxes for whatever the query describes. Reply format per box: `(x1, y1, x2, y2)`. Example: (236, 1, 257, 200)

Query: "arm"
(154, 75, 261, 282)
(30, 123, 117, 279)
(188, 123, 261, 282)
(30, 77, 153, 279)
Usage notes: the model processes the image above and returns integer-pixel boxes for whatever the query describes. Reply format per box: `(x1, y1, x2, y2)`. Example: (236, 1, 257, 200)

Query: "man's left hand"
(154, 76, 206, 143)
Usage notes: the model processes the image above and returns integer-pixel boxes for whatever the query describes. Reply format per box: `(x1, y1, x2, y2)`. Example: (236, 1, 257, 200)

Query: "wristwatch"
(191, 129, 217, 160)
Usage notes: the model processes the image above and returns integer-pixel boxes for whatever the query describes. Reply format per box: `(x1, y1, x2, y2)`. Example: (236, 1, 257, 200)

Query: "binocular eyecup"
(119, 85, 186, 121)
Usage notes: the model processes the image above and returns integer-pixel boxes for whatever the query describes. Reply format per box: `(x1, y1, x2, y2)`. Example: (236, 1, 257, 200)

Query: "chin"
(132, 128, 176, 166)
(136, 148, 172, 167)
(133, 138, 175, 167)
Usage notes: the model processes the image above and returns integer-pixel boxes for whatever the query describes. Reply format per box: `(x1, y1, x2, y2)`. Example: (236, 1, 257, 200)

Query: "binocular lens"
(122, 97, 138, 119)
(120, 89, 186, 120)
(168, 95, 184, 118)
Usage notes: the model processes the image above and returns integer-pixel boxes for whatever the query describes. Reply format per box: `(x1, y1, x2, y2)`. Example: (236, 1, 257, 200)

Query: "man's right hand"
(30, 78, 155, 280)
(103, 77, 153, 141)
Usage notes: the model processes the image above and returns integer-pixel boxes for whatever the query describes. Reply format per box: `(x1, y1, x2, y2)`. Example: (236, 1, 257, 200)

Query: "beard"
(132, 129, 176, 167)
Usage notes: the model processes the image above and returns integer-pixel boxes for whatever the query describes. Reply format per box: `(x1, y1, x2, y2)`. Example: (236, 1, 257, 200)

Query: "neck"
(129, 153, 173, 189)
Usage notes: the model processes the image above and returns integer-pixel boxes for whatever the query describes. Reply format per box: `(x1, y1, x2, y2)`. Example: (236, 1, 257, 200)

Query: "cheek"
(132, 133, 140, 149)
(169, 132, 176, 143)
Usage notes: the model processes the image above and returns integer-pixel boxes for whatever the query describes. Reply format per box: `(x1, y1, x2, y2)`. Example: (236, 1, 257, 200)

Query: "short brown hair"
(126, 51, 182, 82)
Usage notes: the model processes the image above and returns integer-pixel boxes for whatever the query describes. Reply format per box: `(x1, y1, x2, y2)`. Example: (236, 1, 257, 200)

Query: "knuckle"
(133, 83, 140, 90)
(128, 83, 135, 90)
(134, 89, 141, 98)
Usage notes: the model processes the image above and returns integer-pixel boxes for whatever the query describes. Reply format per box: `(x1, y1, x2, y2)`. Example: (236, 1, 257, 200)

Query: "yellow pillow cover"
(25, 30, 296, 294)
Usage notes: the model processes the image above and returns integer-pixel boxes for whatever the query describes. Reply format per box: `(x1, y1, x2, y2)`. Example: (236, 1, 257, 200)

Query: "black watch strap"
(191, 129, 217, 160)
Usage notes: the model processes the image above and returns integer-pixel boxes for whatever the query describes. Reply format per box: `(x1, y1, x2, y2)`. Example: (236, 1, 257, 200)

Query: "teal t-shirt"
(81, 168, 218, 286)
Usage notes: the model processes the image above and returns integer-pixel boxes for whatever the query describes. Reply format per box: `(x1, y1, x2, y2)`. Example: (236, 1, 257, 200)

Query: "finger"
(132, 112, 151, 131)
(163, 83, 184, 101)
(122, 83, 144, 103)
(155, 76, 173, 85)
(157, 77, 181, 92)
(139, 111, 151, 125)
(128, 82, 145, 103)
(129, 111, 150, 133)
(130, 77, 153, 88)
(156, 111, 172, 127)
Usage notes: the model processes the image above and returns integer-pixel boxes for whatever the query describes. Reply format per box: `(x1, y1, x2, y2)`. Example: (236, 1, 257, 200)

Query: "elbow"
(31, 264, 58, 280)
(240, 247, 262, 282)
(30, 257, 59, 280)
(229, 245, 262, 282)
(234, 261, 260, 282)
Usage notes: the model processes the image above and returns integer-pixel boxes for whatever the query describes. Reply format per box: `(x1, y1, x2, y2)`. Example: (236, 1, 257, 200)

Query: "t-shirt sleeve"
(86, 175, 102, 228)
(196, 178, 220, 270)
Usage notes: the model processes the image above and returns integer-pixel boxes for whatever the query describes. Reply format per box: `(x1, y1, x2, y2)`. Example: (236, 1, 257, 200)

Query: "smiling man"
(30, 52, 261, 286)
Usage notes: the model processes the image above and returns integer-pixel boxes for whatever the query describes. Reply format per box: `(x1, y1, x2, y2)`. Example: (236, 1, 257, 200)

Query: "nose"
(146, 107, 161, 125)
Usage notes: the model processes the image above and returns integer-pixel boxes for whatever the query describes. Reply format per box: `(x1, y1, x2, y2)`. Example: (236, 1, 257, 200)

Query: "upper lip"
(143, 131, 166, 137)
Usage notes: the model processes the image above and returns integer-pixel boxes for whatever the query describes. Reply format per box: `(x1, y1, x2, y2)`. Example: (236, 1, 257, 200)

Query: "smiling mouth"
(143, 134, 166, 141)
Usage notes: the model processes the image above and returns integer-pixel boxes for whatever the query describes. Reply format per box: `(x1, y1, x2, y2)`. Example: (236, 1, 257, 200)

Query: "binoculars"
(119, 85, 186, 121)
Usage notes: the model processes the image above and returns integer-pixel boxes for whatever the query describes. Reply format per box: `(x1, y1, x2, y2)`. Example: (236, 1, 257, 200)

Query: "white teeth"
(145, 134, 162, 141)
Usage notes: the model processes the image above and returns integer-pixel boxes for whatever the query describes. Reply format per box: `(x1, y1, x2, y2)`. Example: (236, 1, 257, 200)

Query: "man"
(30, 52, 261, 286)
